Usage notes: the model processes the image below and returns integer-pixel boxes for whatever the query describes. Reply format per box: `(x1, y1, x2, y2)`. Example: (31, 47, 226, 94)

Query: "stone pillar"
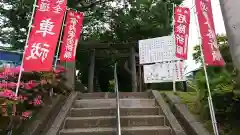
(219, 0, 240, 69)
(88, 49, 95, 93)
(219, 1, 240, 92)
(60, 60, 76, 91)
(66, 62, 76, 90)
(130, 47, 137, 92)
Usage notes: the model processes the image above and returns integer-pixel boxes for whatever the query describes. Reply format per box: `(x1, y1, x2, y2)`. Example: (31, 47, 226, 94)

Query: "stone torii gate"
(77, 41, 142, 93)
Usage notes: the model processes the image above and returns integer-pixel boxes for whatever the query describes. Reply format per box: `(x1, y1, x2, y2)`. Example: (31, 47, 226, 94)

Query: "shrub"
(0, 65, 67, 127)
(195, 67, 240, 128)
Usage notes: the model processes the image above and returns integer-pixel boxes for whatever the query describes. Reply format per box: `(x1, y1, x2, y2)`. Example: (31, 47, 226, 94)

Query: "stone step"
(64, 115, 165, 129)
(74, 99, 156, 108)
(60, 126, 172, 135)
(70, 107, 161, 117)
(79, 92, 152, 99)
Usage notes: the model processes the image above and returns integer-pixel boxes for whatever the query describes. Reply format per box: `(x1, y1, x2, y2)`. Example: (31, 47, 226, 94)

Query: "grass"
(174, 91, 240, 135)
(176, 92, 214, 134)
(177, 92, 198, 112)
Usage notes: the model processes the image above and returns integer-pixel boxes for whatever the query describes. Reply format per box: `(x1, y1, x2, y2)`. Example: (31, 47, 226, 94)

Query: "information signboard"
(139, 35, 179, 64)
(143, 61, 185, 83)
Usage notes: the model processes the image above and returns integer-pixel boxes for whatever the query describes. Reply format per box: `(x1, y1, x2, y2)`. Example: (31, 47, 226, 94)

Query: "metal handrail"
(114, 63, 121, 135)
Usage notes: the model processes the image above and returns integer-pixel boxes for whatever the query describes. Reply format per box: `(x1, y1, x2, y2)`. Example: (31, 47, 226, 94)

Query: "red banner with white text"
(23, 0, 67, 71)
(59, 11, 84, 61)
(195, 0, 225, 66)
(174, 6, 190, 60)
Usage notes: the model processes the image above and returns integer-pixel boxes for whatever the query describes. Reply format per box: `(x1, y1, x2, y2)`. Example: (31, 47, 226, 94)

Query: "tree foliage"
(192, 35, 240, 133)
(0, 0, 181, 49)
(0, 0, 182, 91)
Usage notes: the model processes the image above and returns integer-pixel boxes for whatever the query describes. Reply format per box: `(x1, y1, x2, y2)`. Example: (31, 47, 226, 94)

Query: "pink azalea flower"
(56, 65, 65, 70)
(24, 84, 33, 90)
(0, 92, 4, 97)
(20, 82, 25, 87)
(29, 81, 40, 87)
(2, 67, 14, 76)
(2, 89, 15, 97)
(0, 73, 7, 79)
(53, 66, 65, 73)
(0, 82, 17, 89)
(0, 89, 19, 100)
(23, 96, 28, 100)
(23, 81, 39, 90)
(33, 96, 42, 106)
(18, 95, 28, 101)
(0, 67, 20, 78)
(54, 70, 61, 74)
(22, 111, 32, 119)
(13, 66, 21, 73)
(0, 82, 8, 89)
(8, 82, 17, 89)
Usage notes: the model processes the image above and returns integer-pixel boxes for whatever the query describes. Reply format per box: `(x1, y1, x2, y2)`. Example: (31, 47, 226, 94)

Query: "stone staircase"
(57, 92, 175, 135)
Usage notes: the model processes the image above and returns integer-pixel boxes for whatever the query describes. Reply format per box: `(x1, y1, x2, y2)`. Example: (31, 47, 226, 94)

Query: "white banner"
(143, 61, 186, 83)
(139, 35, 179, 64)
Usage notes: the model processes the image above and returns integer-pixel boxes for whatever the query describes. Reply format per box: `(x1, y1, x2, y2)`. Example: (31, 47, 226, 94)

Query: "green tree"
(193, 35, 236, 88)
(73, 0, 182, 90)
(0, 0, 182, 91)
(192, 35, 240, 134)
(0, 0, 181, 49)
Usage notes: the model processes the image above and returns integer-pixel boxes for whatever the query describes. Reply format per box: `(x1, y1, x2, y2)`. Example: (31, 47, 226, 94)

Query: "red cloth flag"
(174, 6, 190, 60)
(59, 11, 84, 61)
(195, 0, 225, 66)
(23, 0, 67, 71)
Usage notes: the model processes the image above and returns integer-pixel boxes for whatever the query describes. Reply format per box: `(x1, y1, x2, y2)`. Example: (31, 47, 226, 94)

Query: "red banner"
(59, 11, 84, 61)
(195, 0, 225, 66)
(23, 0, 67, 71)
(174, 6, 190, 60)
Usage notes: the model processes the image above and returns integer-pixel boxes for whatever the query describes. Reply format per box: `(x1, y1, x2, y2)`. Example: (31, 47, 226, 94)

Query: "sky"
(182, 0, 226, 72)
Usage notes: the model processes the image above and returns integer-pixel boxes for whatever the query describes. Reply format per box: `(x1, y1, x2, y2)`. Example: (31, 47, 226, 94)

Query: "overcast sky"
(182, 0, 226, 72)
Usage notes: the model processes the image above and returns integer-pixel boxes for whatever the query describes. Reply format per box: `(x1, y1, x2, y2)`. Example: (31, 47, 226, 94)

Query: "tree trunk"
(130, 47, 137, 92)
(88, 49, 95, 93)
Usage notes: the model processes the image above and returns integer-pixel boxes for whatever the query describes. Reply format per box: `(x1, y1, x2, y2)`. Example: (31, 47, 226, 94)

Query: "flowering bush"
(0, 65, 66, 119)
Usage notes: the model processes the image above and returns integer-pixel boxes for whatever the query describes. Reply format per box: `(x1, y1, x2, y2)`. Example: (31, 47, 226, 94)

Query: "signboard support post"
(172, 3, 176, 92)
(172, 62, 176, 92)
(15, 0, 38, 96)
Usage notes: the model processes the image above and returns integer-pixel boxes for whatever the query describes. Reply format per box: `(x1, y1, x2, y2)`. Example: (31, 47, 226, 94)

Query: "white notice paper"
(143, 61, 186, 83)
(139, 35, 179, 64)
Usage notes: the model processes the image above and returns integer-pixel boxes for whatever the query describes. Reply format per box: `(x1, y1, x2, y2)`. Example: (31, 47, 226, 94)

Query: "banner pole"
(15, 0, 38, 96)
(192, 0, 219, 134)
(172, 3, 176, 92)
(199, 38, 219, 135)
(54, 10, 68, 69)
(50, 10, 67, 97)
